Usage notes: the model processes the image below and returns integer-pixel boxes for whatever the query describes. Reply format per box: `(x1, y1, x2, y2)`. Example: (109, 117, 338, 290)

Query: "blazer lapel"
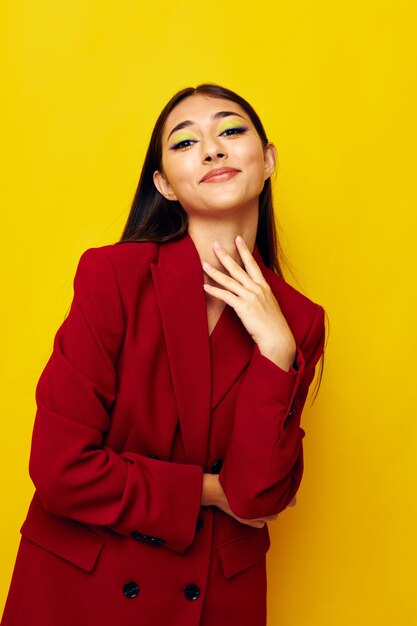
(150, 233, 211, 466)
(209, 304, 253, 411)
(150, 231, 281, 467)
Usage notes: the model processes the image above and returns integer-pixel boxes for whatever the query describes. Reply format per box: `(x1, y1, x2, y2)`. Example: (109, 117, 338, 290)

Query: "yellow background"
(1, 1, 416, 624)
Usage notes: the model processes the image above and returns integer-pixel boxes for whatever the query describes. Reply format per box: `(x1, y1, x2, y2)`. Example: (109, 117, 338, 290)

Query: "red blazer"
(1, 232, 326, 626)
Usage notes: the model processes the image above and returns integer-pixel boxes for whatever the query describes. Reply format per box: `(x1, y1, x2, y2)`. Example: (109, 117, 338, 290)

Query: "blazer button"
(155, 537, 166, 545)
(288, 397, 297, 416)
(123, 581, 140, 598)
(183, 583, 200, 601)
(148, 454, 160, 459)
(196, 516, 204, 531)
(149, 536, 166, 545)
(209, 459, 223, 474)
(131, 530, 143, 540)
(284, 398, 297, 428)
(131, 530, 166, 545)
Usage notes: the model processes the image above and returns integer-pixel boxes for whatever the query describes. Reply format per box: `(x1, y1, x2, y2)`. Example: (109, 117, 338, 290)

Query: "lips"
(200, 167, 240, 183)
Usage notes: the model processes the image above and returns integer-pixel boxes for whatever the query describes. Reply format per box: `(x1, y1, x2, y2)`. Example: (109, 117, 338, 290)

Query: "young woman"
(1, 83, 326, 626)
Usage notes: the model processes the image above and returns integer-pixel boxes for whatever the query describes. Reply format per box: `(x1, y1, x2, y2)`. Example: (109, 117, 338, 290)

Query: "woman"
(1, 83, 326, 626)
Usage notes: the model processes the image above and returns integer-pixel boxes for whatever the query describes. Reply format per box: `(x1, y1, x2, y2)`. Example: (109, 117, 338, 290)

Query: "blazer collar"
(150, 231, 280, 467)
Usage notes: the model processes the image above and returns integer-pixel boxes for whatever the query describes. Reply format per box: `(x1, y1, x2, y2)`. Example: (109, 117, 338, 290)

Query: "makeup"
(217, 119, 249, 135)
(169, 120, 249, 151)
(168, 133, 196, 150)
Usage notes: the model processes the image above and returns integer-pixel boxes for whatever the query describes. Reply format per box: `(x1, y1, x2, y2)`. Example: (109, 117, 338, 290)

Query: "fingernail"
(236, 235, 243, 244)
(213, 241, 222, 250)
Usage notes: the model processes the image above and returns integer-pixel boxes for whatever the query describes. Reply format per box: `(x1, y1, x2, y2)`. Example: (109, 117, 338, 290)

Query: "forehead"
(163, 95, 248, 138)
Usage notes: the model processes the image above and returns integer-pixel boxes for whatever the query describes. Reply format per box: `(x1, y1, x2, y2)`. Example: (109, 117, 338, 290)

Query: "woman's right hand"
(202, 473, 295, 528)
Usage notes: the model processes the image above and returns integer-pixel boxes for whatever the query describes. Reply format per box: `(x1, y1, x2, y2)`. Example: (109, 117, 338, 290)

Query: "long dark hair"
(115, 82, 326, 402)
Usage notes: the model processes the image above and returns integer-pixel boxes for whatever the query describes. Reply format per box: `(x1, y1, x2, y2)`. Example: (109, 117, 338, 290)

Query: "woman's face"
(153, 94, 276, 217)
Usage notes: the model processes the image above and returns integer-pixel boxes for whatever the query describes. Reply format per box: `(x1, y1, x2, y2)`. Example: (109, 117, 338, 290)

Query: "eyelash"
(170, 126, 249, 151)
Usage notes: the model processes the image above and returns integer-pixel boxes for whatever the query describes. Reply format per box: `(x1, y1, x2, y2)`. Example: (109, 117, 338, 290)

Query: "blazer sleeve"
(218, 304, 326, 519)
(28, 247, 204, 555)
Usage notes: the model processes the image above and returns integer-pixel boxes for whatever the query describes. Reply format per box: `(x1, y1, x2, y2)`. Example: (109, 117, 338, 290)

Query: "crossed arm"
(29, 247, 325, 556)
(203, 304, 326, 524)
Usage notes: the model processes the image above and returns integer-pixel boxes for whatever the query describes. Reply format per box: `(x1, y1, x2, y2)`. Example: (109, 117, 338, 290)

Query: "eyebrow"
(166, 111, 247, 142)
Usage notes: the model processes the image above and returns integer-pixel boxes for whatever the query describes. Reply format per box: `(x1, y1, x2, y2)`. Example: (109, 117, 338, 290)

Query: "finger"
(235, 235, 266, 284)
(234, 514, 265, 528)
(211, 241, 258, 291)
(203, 283, 240, 308)
(241, 514, 277, 525)
(244, 520, 265, 528)
(202, 262, 247, 297)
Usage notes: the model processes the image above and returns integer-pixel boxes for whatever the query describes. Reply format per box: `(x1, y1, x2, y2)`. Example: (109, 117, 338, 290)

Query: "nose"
(204, 149, 226, 162)
(202, 136, 227, 162)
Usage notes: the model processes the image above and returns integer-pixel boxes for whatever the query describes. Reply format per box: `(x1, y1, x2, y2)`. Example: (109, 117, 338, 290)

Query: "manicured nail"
(202, 262, 212, 270)
(213, 241, 222, 250)
(236, 235, 243, 244)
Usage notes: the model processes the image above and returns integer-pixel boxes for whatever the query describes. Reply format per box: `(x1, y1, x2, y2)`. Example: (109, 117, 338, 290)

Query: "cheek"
(164, 156, 196, 191)
(243, 154, 267, 193)
(236, 141, 264, 173)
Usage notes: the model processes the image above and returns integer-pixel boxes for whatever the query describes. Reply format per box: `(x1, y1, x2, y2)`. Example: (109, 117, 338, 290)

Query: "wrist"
(201, 473, 220, 507)
(257, 342, 296, 371)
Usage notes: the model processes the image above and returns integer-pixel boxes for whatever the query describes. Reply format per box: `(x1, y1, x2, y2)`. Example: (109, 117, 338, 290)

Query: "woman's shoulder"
(81, 240, 158, 263)
(72, 241, 159, 298)
(267, 270, 325, 343)
(280, 275, 323, 313)
(76, 241, 159, 274)
(265, 265, 323, 313)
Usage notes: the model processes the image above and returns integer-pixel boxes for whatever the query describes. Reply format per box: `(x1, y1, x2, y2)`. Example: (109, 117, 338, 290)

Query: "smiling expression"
(153, 94, 277, 217)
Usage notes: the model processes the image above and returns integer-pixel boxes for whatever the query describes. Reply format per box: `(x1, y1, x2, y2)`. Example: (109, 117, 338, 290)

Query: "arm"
(29, 248, 204, 555)
(218, 305, 326, 519)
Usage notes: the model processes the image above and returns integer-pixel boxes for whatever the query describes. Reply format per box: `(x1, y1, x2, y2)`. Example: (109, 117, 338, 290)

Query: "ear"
(263, 142, 278, 180)
(153, 170, 178, 201)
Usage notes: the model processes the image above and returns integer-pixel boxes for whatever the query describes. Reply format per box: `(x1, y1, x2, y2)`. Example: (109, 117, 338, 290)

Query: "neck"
(187, 215, 258, 280)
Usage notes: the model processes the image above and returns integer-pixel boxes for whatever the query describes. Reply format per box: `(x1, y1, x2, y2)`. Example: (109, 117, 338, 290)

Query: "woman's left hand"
(202, 236, 296, 367)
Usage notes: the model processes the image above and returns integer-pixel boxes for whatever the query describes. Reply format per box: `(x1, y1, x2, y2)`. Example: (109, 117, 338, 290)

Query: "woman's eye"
(170, 126, 248, 151)
(170, 139, 197, 151)
(220, 126, 248, 137)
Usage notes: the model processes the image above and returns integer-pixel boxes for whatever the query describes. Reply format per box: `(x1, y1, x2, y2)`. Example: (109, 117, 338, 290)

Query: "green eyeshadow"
(170, 133, 194, 145)
(218, 119, 246, 134)
(169, 119, 247, 149)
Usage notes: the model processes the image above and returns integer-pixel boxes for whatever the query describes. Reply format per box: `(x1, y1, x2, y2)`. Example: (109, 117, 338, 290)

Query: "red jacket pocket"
(20, 495, 106, 572)
(217, 525, 271, 579)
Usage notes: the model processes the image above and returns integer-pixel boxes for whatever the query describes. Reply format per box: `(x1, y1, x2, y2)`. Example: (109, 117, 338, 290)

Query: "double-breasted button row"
(123, 581, 200, 601)
(131, 530, 166, 545)
(125, 453, 201, 601)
